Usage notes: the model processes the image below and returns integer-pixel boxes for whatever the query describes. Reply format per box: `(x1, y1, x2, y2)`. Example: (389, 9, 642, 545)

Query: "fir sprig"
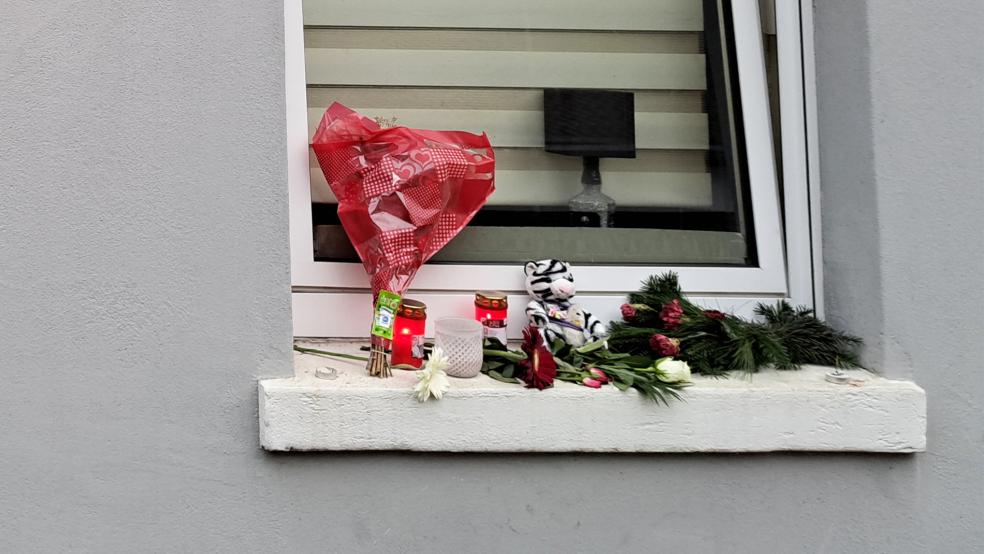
(755, 301, 863, 369)
(609, 272, 863, 374)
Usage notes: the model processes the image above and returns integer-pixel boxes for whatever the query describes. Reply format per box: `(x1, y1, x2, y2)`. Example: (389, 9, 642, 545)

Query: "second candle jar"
(475, 290, 508, 344)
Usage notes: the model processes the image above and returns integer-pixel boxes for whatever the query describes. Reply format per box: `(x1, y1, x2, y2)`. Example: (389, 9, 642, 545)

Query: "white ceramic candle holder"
(434, 317, 484, 378)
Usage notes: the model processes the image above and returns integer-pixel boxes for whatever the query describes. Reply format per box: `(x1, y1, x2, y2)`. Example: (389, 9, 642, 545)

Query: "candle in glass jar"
(475, 291, 508, 344)
(391, 299, 427, 368)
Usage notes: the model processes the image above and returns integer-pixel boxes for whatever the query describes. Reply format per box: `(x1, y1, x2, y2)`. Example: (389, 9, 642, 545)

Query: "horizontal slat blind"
(304, 28, 704, 53)
(307, 108, 708, 149)
(303, 0, 710, 209)
(306, 49, 706, 90)
(310, 149, 711, 207)
(303, 0, 703, 31)
(306, 88, 705, 113)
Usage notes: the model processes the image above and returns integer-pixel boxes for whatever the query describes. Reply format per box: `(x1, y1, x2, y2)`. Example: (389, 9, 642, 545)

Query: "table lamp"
(543, 88, 636, 227)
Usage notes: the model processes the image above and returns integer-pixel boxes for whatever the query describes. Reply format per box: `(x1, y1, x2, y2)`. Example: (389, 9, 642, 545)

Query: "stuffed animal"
(523, 259, 607, 347)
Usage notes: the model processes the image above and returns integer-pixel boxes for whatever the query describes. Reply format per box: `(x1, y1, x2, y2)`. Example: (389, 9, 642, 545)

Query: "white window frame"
(284, 0, 823, 336)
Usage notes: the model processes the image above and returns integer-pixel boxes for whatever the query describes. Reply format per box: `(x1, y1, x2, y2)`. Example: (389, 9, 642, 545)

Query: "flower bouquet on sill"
(608, 272, 863, 375)
(482, 325, 690, 405)
(310, 103, 495, 377)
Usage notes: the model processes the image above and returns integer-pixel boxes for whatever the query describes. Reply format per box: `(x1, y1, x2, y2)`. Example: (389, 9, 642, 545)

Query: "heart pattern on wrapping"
(391, 158, 420, 182)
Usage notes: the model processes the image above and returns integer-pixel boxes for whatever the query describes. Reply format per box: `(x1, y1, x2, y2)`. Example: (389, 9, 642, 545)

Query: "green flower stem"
(293, 345, 369, 363)
(553, 357, 580, 372)
(482, 349, 527, 362)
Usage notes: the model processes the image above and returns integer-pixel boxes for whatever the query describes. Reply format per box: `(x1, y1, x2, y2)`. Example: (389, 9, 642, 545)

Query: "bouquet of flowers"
(608, 272, 863, 375)
(482, 325, 689, 405)
(311, 103, 495, 377)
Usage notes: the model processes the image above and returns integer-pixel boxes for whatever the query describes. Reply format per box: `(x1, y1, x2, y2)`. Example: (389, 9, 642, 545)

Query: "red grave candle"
(391, 299, 427, 368)
(475, 291, 508, 344)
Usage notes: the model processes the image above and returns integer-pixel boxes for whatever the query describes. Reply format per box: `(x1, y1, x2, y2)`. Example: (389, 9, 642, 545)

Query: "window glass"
(304, 0, 768, 266)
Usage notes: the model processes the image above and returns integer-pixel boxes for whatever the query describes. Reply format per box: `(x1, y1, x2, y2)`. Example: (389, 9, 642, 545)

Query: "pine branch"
(629, 272, 703, 317)
(754, 301, 863, 368)
(606, 322, 658, 353)
(609, 280, 864, 375)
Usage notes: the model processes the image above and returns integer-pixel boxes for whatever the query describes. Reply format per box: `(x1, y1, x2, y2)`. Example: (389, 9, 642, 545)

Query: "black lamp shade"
(543, 88, 636, 158)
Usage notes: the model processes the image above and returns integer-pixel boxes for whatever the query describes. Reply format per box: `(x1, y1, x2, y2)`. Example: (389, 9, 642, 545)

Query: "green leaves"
(482, 359, 521, 383)
(575, 339, 606, 354)
(487, 369, 520, 384)
(480, 334, 688, 406)
(483, 348, 527, 362)
(608, 274, 865, 375)
(597, 364, 684, 406)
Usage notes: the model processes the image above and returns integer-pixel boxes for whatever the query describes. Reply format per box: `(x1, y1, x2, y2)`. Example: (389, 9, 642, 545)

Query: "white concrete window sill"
(259, 340, 926, 453)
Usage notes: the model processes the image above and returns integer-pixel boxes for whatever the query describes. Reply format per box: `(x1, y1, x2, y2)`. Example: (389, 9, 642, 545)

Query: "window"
(285, 0, 821, 337)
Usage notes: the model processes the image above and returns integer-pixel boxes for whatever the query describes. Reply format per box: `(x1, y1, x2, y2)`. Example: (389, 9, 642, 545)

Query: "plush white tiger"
(524, 259, 607, 348)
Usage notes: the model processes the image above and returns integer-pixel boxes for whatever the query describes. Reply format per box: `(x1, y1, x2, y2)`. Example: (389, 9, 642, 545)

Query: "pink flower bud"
(588, 368, 609, 383)
(582, 377, 603, 389)
(620, 303, 637, 321)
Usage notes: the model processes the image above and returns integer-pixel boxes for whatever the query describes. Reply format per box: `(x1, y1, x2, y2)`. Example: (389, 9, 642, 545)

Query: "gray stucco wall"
(816, 0, 984, 550)
(0, 1, 980, 552)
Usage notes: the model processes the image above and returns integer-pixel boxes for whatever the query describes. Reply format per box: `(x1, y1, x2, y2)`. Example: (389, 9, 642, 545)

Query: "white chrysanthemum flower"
(414, 347, 451, 402)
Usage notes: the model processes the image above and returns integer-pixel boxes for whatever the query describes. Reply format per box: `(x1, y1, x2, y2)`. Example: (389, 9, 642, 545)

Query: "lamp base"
(569, 156, 616, 228)
(569, 185, 615, 228)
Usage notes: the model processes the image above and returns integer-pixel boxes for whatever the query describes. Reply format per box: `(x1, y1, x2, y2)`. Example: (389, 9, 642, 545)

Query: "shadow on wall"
(814, 0, 886, 372)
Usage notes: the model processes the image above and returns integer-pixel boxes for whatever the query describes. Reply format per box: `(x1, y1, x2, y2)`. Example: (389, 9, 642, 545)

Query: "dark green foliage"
(755, 301, 863, 368)
(606, 321, 659, 353)
(609, 272, 863, 374)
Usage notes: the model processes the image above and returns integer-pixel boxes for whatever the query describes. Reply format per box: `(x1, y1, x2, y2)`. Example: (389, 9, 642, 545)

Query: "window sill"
(259, 340, 926, 453)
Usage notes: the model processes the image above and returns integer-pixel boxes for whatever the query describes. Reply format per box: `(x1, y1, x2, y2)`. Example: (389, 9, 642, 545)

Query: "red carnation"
(704, 310, 726, 321)
(649, 334, 681, 357)
(660, 299, 684, 330)
(620, 303, 637, 321)
(519, 325, 557, 390)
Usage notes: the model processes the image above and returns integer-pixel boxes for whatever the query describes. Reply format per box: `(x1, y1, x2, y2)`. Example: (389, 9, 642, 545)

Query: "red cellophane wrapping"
(311, 102, 496, 376)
